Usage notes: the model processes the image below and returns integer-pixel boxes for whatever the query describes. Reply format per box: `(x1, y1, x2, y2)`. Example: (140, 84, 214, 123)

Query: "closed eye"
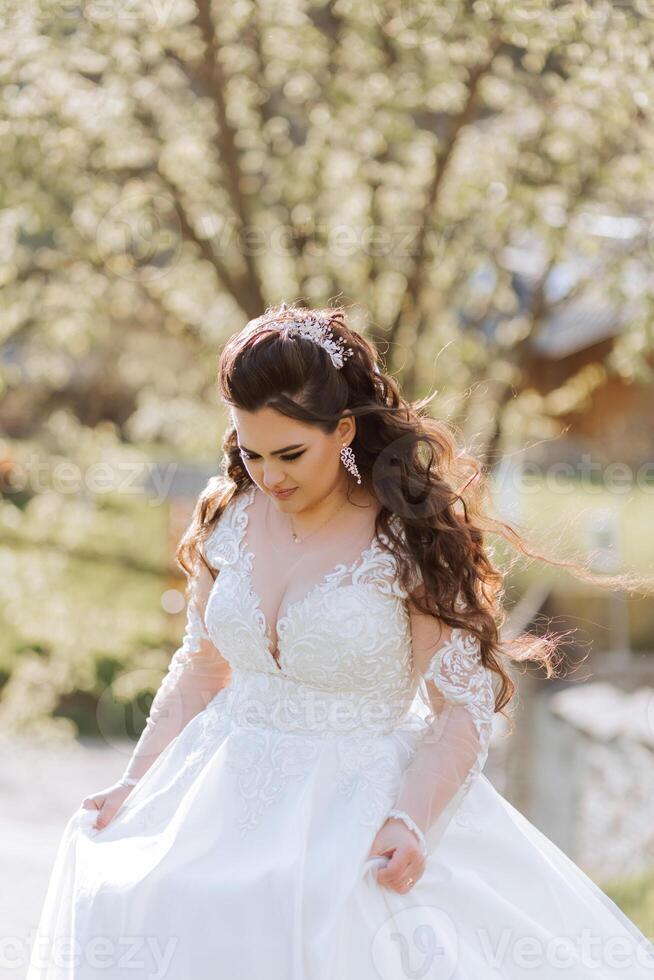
(241, 450, 305, 462)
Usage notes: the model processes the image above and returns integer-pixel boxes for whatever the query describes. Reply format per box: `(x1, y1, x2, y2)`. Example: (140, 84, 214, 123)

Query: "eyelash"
(240, 450, 305, 462)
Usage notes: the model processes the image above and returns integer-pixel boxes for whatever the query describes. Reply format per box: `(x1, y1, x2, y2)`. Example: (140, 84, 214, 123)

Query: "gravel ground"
(0, 735, 132, 980)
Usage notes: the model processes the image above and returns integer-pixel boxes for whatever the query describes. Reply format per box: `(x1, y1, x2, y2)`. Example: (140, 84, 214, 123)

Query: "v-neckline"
(238, 484, 382, 673)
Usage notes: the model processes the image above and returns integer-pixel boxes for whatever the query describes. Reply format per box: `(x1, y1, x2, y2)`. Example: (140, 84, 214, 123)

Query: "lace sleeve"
(388, 596, 495, 856)
(119, 546, 231, 786)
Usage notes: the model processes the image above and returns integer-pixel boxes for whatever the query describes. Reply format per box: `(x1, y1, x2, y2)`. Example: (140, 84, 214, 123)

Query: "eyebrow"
(238, 442, 305, 455)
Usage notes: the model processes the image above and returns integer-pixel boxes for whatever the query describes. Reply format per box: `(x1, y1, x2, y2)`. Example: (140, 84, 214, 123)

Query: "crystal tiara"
(269, 302, 354, 370)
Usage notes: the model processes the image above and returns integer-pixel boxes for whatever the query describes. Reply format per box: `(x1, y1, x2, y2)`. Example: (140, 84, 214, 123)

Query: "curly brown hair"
(177, 300, 653, 725)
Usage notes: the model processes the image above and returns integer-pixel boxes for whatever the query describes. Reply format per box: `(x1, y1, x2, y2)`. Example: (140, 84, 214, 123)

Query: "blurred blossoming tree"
(2, 0, 654, 452)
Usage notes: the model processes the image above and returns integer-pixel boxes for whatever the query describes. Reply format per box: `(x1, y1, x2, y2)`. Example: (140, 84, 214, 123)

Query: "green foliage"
(501, 476, 654, 584)
(0, 477, 182, 738)
(601, 870, 654, 939)
(94, 654, 127, 687)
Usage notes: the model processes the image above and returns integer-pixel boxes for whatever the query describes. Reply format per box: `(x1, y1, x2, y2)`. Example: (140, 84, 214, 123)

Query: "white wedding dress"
(27, 482, 654, 979)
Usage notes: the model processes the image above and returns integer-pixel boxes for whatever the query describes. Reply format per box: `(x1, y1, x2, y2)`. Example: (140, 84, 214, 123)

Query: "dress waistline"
(213, 667, 416, 737)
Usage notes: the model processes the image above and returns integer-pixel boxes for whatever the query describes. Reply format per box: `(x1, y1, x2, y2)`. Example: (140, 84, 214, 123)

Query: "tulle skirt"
(27, 691, 654, 979)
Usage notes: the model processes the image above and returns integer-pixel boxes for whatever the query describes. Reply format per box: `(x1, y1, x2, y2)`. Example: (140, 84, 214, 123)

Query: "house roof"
(469, 226, 650, 360)
(530, 287, 625, 359)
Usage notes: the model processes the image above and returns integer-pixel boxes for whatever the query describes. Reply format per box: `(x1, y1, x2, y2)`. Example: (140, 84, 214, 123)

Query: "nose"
(263, 463, 287, 491)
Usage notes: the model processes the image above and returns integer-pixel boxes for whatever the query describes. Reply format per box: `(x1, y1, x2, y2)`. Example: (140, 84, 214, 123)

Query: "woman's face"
(231, 406, 355, 508)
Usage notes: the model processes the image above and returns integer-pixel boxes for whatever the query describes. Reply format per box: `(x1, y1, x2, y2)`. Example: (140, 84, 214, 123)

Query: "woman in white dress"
(28, 302, 654, 979)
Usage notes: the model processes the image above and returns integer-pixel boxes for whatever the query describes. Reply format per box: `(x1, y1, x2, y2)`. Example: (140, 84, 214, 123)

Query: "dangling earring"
(340, 443, 362, 484)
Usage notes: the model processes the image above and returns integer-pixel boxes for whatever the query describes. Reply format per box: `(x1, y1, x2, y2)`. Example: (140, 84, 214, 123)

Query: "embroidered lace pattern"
(121, 484, 495, 842)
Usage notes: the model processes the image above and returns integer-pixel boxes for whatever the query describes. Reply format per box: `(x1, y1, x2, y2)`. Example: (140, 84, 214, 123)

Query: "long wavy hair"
(177, 300, 653, 724)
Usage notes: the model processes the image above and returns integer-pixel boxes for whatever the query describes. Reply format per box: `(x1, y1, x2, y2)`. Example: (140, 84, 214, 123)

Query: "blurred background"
(1, 0, 654, 968)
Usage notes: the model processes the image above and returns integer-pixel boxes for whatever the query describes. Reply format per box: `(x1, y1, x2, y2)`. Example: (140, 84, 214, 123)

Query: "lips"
(273, 487, 297, 498)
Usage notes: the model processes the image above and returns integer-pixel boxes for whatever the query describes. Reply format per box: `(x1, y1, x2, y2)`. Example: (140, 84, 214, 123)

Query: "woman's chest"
(205, 563, 415, 695)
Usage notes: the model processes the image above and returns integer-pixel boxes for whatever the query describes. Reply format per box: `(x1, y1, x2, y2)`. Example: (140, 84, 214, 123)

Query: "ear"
(337, 415, 356, 445)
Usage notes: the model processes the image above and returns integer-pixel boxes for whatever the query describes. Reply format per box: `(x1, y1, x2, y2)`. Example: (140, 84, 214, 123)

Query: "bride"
(28, 302, 654, 979)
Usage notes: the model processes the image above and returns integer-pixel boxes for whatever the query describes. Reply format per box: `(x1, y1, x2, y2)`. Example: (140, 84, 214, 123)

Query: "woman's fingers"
(376, 845, 424, 893)
(94, 801, 117, 830)
(81, 795, 102, 810)
(380, 865, 421, 893)
(81, 783, 132, 831)
(377, 848, 412, 888)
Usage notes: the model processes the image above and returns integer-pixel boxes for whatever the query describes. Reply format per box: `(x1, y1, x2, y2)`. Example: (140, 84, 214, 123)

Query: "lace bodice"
(203, 484, 418, 723)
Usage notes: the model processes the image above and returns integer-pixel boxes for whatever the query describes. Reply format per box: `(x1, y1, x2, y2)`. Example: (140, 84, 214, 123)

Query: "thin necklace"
(288, 494, 350, 544)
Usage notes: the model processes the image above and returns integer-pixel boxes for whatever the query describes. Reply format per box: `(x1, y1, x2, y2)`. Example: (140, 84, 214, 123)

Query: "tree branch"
(193, 0, 265, 315)
(387, 37, 502, 369)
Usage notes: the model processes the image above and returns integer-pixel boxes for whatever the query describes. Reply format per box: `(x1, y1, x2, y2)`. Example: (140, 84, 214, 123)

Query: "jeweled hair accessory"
(271, 302, 354, 370)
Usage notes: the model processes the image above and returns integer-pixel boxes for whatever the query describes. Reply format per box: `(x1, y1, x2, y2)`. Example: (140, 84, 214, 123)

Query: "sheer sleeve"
(118, 547, 231, 786)
(388, 584, 496, 856)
